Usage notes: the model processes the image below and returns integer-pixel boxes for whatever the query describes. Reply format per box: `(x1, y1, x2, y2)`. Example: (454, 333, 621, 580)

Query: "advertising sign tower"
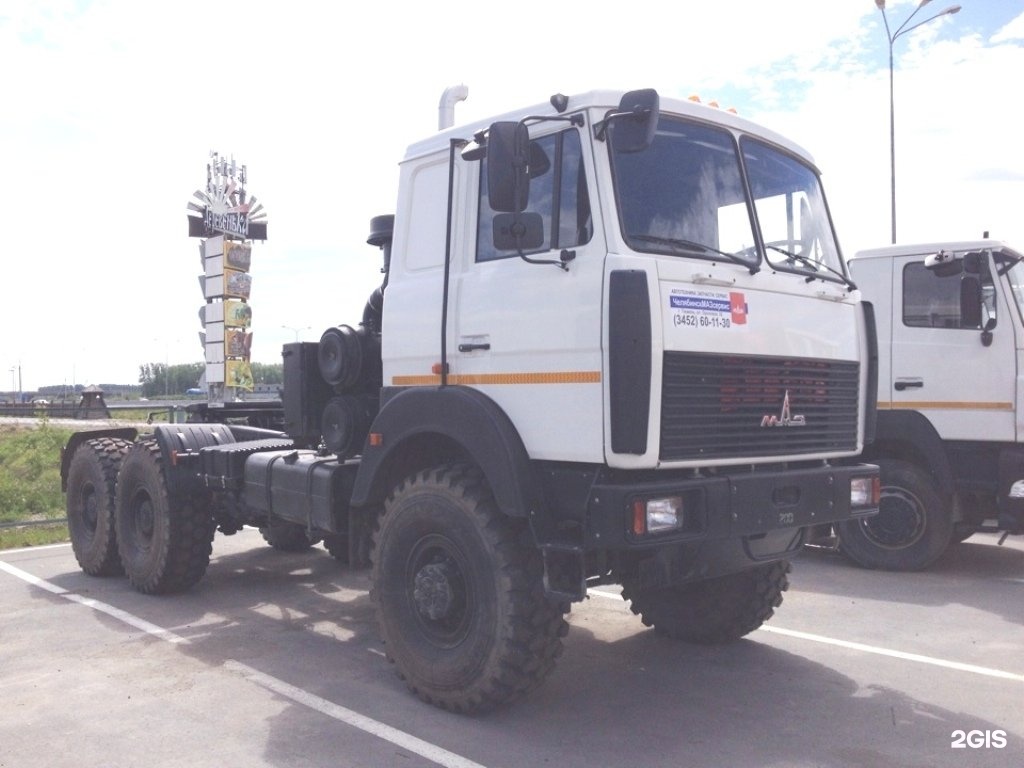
(186, 152, 267, 406)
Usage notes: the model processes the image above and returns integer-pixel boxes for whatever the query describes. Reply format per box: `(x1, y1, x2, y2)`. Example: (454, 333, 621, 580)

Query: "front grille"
(660, 352, 859, 461)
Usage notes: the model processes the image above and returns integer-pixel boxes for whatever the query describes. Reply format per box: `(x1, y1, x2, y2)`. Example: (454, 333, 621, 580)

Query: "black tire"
(622, 561, 790, 644)
(323, 534, 348, 563)
(371, 463, 567, 713)
(259, 520, 320, 551)
(66, 437, 132, 576)
(951, 523, 977, 544)
(836, 459, 952, 571)
(114, 440, 215, 594)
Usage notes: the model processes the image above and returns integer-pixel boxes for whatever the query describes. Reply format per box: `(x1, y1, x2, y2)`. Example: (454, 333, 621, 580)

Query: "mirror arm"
(593, 106, 655, 142)
(521, 114, 585, 128)
(517, 247, 570, 271)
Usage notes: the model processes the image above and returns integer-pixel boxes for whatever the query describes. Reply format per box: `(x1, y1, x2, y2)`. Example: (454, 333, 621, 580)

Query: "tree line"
(138, 362, 283, 398)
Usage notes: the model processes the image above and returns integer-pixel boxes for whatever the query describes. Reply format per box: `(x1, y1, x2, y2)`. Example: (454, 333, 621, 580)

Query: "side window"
(476, 128, 592, 262)
(902, 261, 996, 329)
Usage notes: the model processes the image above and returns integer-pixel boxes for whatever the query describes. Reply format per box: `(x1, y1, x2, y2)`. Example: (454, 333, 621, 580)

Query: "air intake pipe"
(362, 214, 393, 333)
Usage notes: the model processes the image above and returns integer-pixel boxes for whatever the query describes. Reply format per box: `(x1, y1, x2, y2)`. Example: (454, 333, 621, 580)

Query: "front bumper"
(583, 462, 879, 586)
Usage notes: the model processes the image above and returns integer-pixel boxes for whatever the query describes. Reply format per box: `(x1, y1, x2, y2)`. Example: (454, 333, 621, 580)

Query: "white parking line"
(0, 559, 487, 768)
(588, 588, 1024, 683)
(1, 542, 72, 555)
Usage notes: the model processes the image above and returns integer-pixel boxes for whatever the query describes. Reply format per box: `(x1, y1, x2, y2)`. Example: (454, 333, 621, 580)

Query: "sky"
(2, 0, 1023, 392)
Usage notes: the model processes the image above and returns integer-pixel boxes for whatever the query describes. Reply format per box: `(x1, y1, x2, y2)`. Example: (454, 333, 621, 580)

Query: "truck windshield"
(610, 116, 845, 281)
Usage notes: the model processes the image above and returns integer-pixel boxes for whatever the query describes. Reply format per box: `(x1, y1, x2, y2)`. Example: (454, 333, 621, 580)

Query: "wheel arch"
(351, 386, 541, 518)
(864, 410, 954, 496)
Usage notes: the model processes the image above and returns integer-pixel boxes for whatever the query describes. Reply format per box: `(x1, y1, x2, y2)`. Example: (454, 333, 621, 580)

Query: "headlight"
(850, 476, 880, 507)
(631, 496, 684, 535)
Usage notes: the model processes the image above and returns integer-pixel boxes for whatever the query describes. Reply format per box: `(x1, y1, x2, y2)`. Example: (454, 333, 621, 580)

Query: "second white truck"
(838, 239, 1024, 569)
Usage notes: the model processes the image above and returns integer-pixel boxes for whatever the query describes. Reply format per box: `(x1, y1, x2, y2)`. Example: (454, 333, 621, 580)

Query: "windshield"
(610, 115, 845, 281)
(611, 117, 758, 269)
(740, 137, 844, 279)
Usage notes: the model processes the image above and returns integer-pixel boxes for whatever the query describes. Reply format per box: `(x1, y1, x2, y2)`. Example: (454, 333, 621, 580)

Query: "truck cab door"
(891, 253, 1017, 441)
(451, 123, 607, 463)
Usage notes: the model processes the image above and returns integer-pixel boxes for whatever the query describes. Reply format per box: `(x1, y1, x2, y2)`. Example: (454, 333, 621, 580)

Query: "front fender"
(351, 386, 540, 517)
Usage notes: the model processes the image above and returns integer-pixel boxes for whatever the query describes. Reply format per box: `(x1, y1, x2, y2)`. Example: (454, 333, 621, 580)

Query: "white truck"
(837, 239, 1024, 569)
(61, 88, 879, 712)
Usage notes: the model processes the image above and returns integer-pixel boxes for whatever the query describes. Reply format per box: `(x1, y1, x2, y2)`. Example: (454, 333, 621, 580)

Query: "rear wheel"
(115, 440, 215, 594)
(372, 463, 567, 713)
(66, 437, 132, 576)
(836, 459, 952, 570)
(622, 561, 790, 644)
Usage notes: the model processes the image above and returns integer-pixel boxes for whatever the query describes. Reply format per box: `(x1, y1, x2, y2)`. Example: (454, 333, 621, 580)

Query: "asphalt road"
(2, 529, 1021, 768)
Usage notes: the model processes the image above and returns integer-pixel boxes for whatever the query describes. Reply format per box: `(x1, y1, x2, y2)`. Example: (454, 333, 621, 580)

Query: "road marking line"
(1, 542, 72, 555)
(0, 559, 487, 768)
(758, 626, 1024, 682)
(588, 587, 1024, 683)
(224, 661, 486, 768)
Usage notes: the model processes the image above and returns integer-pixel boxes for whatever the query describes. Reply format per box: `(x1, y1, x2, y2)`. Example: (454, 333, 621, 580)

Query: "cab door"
(451, 124, 607, 463)
(891, 253, 1017, 441)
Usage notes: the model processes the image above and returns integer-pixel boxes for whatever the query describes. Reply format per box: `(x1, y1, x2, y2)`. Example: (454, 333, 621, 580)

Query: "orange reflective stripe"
(391, 371, 601, 387)
(878, 401, 1013, 411)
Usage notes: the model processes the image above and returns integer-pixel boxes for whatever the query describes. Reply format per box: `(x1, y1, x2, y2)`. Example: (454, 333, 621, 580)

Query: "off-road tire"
(259, 520, 320, 551)
(836, 458, 952, 570)
(66, 437, 132, 576)
(114, 439, 215, 594)
(371, 463, 567, 713)
(622, 561, 790, 644)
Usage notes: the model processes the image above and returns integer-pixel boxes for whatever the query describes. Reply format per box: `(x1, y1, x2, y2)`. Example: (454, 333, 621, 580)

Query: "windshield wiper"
(629, 234, 759, 274)
(764, 244, 856, 290)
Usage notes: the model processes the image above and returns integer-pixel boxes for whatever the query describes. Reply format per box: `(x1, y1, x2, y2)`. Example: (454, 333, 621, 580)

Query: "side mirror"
(963, 251, 985, 274)
(610, 89, 660, 153)
(493, 212, 544, 251)
(924, 250, 963, 278)
(960, 275, 983, 328)
(487, 121, 530, 212)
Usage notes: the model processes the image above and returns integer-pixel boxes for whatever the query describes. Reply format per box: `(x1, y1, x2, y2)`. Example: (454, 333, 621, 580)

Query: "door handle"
(894, 380, 924, 391)
(458, 343, 491, 352)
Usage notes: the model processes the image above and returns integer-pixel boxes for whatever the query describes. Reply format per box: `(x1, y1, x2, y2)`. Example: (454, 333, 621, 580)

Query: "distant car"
(185, 388, 204, 396)
(31, 398, 49, 405)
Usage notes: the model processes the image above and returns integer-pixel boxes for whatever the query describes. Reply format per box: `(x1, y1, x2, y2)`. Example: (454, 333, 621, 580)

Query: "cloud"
(992, 11, 1024, 43)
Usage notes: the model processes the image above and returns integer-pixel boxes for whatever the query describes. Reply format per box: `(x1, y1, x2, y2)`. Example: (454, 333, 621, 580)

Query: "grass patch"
(0, 422, 75, 550)
(0, 522, 70, 550)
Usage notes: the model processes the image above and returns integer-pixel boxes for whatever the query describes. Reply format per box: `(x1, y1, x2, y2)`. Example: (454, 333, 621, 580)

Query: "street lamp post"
(876, 0, 961, 244)
(282, 325, 311, 342)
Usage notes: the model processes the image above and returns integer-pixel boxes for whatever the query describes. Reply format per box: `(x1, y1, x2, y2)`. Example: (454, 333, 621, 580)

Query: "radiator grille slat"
(659, 352, 860, 461)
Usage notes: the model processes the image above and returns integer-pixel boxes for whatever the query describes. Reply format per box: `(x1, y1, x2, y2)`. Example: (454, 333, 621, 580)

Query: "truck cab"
(844, 240, 1024, 569)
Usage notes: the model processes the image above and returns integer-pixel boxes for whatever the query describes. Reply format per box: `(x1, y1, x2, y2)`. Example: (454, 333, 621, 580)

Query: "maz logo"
(760, 390, 806, 427)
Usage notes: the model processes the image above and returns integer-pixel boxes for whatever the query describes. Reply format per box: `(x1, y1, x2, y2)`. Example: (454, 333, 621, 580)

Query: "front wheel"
(372, 463, 567, 713)
(114, 440, 215, 594)
(836, 459, 952, 571)
(622, 561, 790, 644)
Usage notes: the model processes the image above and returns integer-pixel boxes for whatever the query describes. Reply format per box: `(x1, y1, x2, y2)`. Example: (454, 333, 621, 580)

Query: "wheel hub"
(135, 497, 155, 539)
(862, 487, 925, 549)
(81, 486, 98, 533)
(413, 562, 456, 621)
